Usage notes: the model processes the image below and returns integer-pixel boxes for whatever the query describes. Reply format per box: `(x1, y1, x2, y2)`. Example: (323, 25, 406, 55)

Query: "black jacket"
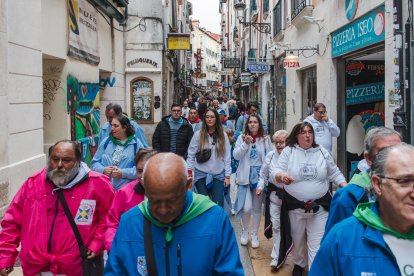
(152, 115, 194, 158)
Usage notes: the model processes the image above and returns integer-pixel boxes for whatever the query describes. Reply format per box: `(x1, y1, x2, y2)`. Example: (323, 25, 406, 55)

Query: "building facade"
(0, 0, 187, 213)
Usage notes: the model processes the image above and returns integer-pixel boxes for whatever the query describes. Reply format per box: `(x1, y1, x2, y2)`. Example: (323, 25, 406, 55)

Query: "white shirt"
(383, 233, 414, 275)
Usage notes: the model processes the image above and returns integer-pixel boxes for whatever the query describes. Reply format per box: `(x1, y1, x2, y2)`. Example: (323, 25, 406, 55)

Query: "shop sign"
(247, 61, 270, 73)
(332, 6, 385, 58)
(241, 73, 251, 84)
(224, 58, 241, 68)
(283, 60, 300, 68)
(345, 0, 359, 21)
(346, 82, 385, 105)
(167, 33, 191, 50)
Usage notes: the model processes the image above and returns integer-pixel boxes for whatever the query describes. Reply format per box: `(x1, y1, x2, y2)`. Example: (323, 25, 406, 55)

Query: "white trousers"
(288, 208, 328, 269)
(269, 192, 282, 260)
(241, 188, 262, 236)
(230, 173, 237, 205)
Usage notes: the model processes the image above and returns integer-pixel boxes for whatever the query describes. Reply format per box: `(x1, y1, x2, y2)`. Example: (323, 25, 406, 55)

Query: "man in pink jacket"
(0, 140, 114, 276)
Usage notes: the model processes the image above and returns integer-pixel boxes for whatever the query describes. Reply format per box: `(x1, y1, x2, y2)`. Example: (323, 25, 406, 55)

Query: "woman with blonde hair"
(187, 108, 231, 206)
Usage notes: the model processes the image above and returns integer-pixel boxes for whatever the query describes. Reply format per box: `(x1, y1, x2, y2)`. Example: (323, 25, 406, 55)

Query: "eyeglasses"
(317, 110, 327, 115)
(171, 109, 181, 113)
(377, 175, 414, 189)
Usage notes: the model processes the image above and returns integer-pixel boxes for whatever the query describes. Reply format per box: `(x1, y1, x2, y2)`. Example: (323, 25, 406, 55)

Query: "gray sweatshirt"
(303, 115, 340, 153)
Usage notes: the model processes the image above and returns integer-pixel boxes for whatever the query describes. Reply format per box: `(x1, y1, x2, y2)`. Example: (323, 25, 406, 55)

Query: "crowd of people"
(0, 94, 413, 276)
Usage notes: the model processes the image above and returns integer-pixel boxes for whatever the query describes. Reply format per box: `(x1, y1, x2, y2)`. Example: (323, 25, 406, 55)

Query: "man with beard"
(0, 140, 114, 276)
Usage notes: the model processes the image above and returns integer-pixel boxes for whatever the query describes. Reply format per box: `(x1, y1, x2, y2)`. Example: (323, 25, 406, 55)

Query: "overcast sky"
(190, 0, 221, 34)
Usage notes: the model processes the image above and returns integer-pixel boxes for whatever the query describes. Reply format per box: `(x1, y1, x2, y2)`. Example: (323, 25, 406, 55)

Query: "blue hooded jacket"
(311, 204, 400, 276)
(91, 136, 143, 190)
(99, 120, 149, 148)
(324, 171, 370, 238)
(105, 192, 244, 275)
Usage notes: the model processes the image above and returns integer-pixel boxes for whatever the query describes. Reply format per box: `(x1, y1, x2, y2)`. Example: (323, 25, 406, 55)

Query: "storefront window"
(301, 67, 317, 119)
(275, 57, 286, 130)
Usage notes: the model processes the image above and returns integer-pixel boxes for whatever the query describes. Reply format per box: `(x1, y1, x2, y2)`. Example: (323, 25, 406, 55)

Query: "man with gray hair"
(311, 143, 414, 275)
(0, 140, 114, 275)
(324, 127, 401, 236)
(105, 153, 243, 275)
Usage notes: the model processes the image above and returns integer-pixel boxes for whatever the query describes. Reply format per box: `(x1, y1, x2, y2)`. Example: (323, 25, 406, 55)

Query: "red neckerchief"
(251, 134, 261, 143)
(221, 117, 228, 124)
(208, 131, 216, 137)
(189, 117, 201, 124)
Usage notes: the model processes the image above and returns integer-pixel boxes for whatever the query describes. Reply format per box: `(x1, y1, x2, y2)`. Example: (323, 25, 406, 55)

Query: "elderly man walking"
(324, 127, 401, 236)
(105, 153, 244, 275)
(310, 143, 414, 275)
(0, 140, 114, 276)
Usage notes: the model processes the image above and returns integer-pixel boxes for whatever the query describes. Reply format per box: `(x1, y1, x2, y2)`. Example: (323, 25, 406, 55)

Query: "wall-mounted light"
(234, 0, 271, 34)
(283, 45, 319, 68)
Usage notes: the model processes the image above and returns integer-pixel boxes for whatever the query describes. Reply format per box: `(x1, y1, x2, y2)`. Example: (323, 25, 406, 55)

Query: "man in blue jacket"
(324, 127, 401, 237)
(311, 143, 414, 275)
(105, 153, 244, 275)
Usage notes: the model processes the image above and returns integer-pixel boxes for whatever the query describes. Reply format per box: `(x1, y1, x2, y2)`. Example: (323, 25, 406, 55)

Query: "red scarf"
(189, 117, 201, 124)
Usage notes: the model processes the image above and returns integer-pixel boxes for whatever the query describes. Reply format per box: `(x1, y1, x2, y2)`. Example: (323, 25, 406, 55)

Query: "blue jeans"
(195, 178, 224, 207)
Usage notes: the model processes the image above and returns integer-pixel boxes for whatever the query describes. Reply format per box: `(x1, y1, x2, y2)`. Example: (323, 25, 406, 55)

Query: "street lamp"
(234, 0, 271, 34)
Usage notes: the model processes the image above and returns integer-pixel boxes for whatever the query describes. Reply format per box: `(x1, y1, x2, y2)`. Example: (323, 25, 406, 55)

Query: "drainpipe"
(392, 0, 410, 142)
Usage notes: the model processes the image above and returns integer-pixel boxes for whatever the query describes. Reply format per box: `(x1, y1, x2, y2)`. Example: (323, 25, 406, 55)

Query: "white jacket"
(234, 135, 272, 185)
(303, 115, 340, 153)
(270, 145, 346, 201)
(257, 150, 283, 191)
(187, 130, 231, 176)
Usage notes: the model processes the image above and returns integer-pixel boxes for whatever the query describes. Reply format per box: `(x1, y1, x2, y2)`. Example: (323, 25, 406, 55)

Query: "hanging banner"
(67, 0, 100, 65)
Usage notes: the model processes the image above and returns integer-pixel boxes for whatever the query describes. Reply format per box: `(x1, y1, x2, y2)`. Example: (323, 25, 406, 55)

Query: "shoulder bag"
(56, 189, 104, 276)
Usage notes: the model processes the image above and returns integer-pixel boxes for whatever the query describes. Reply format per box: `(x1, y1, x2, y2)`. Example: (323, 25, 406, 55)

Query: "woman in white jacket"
(234, 115, 272, 248)
(270, 122, 346, 275)
(187, 108, 231, 207)
(256, 130, 288, 271)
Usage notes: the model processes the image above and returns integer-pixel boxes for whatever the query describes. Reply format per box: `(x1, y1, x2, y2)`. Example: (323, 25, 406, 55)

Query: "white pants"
(269, 192, 282, 260)
(230, 173, 237, 205)
(288, 208, 328, 269)
(241, 188, 262, 236)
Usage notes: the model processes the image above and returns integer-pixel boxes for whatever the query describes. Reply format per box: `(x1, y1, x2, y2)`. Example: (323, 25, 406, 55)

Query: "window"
(302, 67, 317, 118)
(263, 0, 269, 14)
(250, 0, 257, 13)
(273, 1, 283, 36)
(291, 0, 311, 20)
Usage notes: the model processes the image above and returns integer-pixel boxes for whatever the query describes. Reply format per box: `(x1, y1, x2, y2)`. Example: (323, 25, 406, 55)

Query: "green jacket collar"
(350, 171, 371, 189)
(353, 202, 414, 240)
(138, 192, 216, 242)
(110, 134, 135, 147)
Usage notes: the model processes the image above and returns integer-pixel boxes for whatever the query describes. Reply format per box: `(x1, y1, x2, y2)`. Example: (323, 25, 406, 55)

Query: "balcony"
(291, 0, 313, 27)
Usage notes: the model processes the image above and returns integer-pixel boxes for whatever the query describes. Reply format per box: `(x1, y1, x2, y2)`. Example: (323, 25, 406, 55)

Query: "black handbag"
(195, 148, 212, 163)
(56, 189, 104, 276)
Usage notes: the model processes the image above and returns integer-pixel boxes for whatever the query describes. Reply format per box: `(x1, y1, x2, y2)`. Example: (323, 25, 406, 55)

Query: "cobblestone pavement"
(231, 214, 308, 276)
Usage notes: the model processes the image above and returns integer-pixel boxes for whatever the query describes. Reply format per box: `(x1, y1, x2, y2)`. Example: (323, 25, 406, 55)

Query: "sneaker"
(270, 259, 278, 271)
(292, 264, 304, 276)
(231, 208, 236, 215)
(240, 231, 248, 246)
(251, 234, 259, 248)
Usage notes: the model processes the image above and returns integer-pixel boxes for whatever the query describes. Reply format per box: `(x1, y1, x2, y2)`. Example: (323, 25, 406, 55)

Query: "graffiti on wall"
(67, 75, 100, 164)
(43, 79, 65, 120)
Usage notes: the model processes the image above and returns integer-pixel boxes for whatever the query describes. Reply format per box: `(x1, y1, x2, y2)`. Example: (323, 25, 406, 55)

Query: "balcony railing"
(291, 0, 312, 20)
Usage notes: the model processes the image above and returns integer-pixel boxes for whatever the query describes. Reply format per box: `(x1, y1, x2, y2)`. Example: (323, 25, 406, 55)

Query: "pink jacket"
(0, 168, 114, 276)
(104, 180, 145, 251)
